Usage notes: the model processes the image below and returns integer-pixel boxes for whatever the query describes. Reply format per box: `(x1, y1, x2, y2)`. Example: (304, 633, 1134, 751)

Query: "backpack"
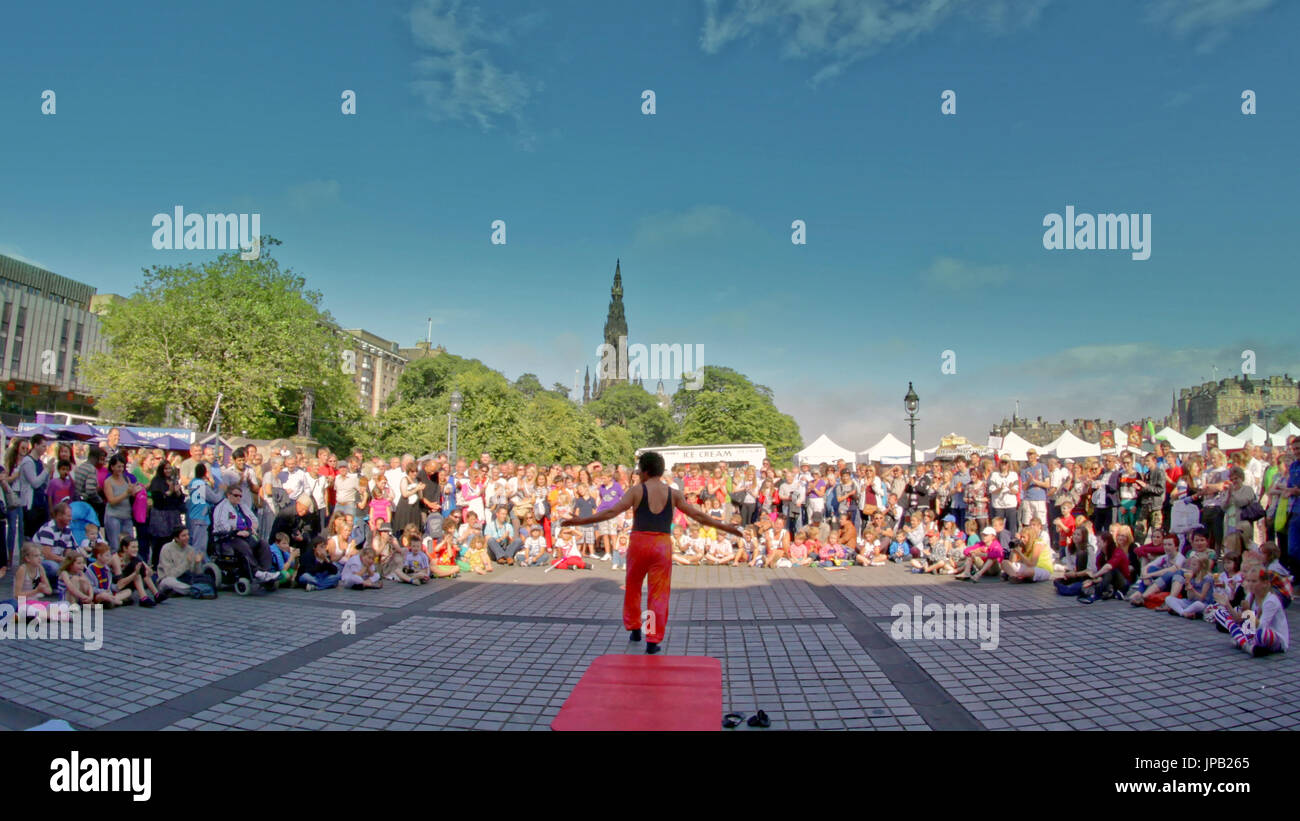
(188, 580, 217, 599)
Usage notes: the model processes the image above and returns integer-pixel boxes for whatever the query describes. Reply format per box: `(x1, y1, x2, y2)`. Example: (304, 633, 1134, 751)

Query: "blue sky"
(2, 0, 1295, 448)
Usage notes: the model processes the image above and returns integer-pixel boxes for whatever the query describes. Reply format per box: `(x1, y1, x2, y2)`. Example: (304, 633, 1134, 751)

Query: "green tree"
(83, 238, 359, 439)
(670, 365, 774, 418)
(674, 369, 801, 466)
(585, 382, 676, 446)
(1273, 407, 1300, 430)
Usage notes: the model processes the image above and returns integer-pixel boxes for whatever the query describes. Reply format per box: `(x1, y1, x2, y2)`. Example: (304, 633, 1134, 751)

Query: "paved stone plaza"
(2, 564, 1296, 731)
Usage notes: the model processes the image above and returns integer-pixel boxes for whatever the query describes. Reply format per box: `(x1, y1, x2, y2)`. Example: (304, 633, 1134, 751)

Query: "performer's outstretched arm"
(673, 490, 746, 539)
(562, 485, 638, 526)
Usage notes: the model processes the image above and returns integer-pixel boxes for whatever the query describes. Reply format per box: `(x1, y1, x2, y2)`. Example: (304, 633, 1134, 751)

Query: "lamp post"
(904, 382, 920, 471)
(448, 390, 463, 469)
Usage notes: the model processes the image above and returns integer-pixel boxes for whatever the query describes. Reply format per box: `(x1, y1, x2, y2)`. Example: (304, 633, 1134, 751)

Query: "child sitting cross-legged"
(58, 553, 96, 606)
(116, 537, 166, 607)
(519, 525, 549, 567)
(1127, 532, 1184, 607)
(702, 535, 735, 566)
(786, 529, 814, 567)
(1212, 567, 1290, 657)
(817, 532, 849, 568)
(1165, 554, 1214, 618)
(340, 546, 383, 590)
(299, 535, 342, 590)
(86, 542, 131, 606)
(546, 528, 589, 571)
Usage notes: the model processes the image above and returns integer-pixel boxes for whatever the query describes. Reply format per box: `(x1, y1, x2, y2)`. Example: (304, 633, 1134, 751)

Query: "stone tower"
(597, 259, 628, 398)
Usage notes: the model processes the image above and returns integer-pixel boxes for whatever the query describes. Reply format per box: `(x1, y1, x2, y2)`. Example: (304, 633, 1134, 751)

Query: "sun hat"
(981, 526, 997, 535)
(942, 514, 956, 523)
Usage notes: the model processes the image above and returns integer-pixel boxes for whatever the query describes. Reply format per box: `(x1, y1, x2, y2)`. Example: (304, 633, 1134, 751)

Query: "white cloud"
(1146, 0, 1276, 52)
(286, 179, 342, 210)
(699, 0, 1050, 85)
(0, 244, 51, 270)
(632, 204, 751, 247)
(920, 256, 1012, 289)
(409, 0, 534, 130)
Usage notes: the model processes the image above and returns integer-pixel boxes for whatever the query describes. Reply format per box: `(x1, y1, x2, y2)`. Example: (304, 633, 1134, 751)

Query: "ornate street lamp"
(904, 382, 920, 471)
(448, 389, 463, 468)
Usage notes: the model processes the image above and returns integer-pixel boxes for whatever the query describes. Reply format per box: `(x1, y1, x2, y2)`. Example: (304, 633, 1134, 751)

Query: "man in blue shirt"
(1019, 449, 1050, 530)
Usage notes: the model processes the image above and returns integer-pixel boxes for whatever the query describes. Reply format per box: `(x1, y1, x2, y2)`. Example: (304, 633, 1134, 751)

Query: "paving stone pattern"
(2, 564, 1295, 730)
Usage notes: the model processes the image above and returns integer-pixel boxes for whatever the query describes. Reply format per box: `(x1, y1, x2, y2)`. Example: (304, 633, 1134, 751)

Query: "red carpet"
(551, 654, 722, 731)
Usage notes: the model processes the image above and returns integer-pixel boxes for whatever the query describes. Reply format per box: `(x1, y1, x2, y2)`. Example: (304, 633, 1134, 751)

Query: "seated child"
(299, 535, 342, 590)
(116, 537, 165, 606)
(1128, 533, 1184, 607)
(78, 522, 109, 562)
(547, 528, 589, 571)
(1259, 541, 1293, 609)
(613, 533, 630, 570)
(13, 544, 59, 620)
(1204, 553, 1244, 625)
(703, 536, 734, 565)
(400, 530, 432, 584)
(787, 531, 813, 567)
(340, 546, 384, 589)
(745, 527, 766, 568)
(467, 534, 493, 575)
(426, 535, 461, 579)
(817, 533, 848, 567)
(1211, 568, 1290, 656)
(86, 542, 132, 606)
(269, 531, 300, 585)
(1166, 555, 1214, 618)
(57, 553, 96, 606)
(520, 525, 549, 567)
(887, 534, 911, 564)
(955, 527, 1004, 582)
(673, 526, 704, 566)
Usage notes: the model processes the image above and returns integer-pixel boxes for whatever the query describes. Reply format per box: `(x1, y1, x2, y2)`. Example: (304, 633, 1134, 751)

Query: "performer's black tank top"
(633, 481, 674, 533)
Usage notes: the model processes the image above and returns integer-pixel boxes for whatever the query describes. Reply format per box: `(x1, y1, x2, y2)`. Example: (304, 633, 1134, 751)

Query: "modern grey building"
(0, 253, 107, 421)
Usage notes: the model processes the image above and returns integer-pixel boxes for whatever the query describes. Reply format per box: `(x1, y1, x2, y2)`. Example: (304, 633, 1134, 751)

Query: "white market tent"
(1271, 422, 1300, 446)
(996, 431, 1039, 461)
(1237, 423, 1268, 446)
(797, 434, 857, 466)
(859, 432, 928, 465)
(1194, 425, 1246, 451)
(1042, 430, 1101, 459)
(1153, 426, 1200, 453)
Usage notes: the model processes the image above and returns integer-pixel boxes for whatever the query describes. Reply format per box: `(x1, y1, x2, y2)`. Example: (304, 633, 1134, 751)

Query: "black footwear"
(645, 641, 661, 655)
(747, 710, 771, 728)
(723, 712, 745, 729)
(629, 628, 642, 642)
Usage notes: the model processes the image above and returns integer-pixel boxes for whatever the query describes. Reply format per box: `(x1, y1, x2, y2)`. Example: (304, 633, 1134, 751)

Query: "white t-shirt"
(384, 467, 406, 503)
(988, 471, 1019, 509)
(1049, 467, 1071, 493)
(1246, 459, 1267, 495)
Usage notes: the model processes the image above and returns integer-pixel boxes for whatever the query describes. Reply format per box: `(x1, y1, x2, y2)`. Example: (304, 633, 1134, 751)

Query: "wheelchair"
(204, 534, 279, 596)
